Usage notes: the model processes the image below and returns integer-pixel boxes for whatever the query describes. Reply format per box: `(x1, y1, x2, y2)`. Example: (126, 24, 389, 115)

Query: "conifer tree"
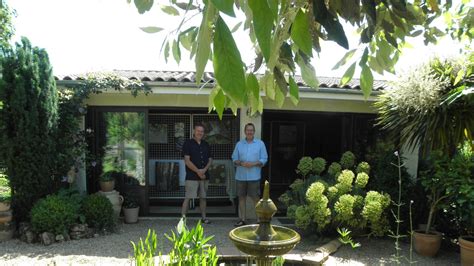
(0, 38, 59, 222)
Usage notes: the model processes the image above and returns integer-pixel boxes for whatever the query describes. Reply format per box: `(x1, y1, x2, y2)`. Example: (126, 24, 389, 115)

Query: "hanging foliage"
(130, 0, 473, 116)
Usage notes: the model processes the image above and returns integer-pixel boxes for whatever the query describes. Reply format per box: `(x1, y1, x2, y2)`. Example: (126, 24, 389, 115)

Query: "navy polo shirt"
(182, 138, 212, 180)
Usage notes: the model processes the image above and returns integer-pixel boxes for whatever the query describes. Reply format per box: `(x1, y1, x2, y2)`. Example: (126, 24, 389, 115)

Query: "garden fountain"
(229, 181, 300, 266)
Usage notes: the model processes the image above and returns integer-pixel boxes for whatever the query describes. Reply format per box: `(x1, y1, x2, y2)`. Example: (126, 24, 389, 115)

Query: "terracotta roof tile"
(55, 70, 387, 91)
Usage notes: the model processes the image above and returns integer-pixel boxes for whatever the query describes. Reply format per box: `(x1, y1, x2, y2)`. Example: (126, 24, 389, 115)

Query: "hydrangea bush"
(279, 151, 391, 236)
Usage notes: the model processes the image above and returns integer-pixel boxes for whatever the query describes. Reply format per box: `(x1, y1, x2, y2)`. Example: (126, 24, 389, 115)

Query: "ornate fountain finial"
(254, 179, 277, 241)
(263, 180, 270, 200)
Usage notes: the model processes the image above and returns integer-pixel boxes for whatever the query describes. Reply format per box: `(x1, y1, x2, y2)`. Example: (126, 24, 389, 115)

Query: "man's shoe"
(234, 220, 246, 227)
(201, 218, 211, 224)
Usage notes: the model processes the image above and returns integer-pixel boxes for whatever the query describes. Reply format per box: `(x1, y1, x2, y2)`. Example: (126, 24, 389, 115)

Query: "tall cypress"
(0, 38, 59, 222)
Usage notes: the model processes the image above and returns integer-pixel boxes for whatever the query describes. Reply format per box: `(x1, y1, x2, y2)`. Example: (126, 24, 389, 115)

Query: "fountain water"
(229, 181, 300, 266)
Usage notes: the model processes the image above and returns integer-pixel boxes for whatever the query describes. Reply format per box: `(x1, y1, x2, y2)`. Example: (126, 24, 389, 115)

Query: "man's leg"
(199, 180, 209, 220)
(181, 198, 189, 217)
(239, 196, 247, 222)
(183, 180, 197, 217)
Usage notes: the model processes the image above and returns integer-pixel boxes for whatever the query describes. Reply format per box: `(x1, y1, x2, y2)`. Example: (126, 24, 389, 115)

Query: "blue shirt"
(231, 138, 268, 181)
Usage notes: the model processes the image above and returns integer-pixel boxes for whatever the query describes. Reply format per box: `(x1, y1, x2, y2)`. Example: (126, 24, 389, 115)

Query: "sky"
(7, 0, 469, 80)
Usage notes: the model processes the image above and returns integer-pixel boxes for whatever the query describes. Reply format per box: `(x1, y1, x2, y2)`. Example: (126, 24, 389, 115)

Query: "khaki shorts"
(236, 180, 260, 197)
(185, 180, 209, 199)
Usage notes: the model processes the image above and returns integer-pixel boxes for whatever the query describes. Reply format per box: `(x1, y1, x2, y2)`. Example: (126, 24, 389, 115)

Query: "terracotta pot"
(413, 230, 442, 257)
(123, 207, 140, 224)
(0, 211, 12, 224)
(0, 202, 10, 212)
(459, 236, 474, 266)
(99, 180, 115, 192)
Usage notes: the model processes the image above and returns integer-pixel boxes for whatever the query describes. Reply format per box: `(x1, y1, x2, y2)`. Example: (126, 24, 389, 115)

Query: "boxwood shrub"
(82, 194, 114, 230)
(30, 194, 78, 235)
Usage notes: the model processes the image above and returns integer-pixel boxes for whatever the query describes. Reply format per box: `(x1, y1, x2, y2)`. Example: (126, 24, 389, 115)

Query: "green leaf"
(195, 4, 216, 84)
(133, 0, 153, 14)
(164, 41, 170, 63)
(231, 22, 242, 33)
(359, 47, 369, 67)
(160, 5, 179, 16)
(260, 72, 276, 100)
(454, 68, 465, 86)
(246, 73, 260, 98)
(248, 0, 273, 63)
(139, 26, 163, 33)
(332, 49, 357, 70)
(360, 65, 373, 99)
(296, 53, 319, 89)
(291, 9, 313, 56)
(288, 76, 299, 106)
(213, 16, 246, 105)
(312, 0, 349, 49)
(210, 0, 235, 17)
(172, 40, 181, 64)
(341, 62, 356, 86)
(214, 89, 226, 119)
(267, 0, 278, 20)
(275, 86, 285, 108)
(208, 86, 219, 112)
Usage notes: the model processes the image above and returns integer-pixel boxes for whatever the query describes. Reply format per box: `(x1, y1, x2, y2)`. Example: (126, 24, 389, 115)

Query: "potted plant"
(99, 171, 115, 192)
(122, 197, 140, 224)
(413, 152, 451, 257)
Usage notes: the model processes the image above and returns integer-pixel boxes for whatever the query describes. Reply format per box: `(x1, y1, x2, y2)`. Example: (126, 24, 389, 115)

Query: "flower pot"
(99, 180, 115, 192)
(413, 230, 442, 257)
(0, 202, 10, 212)
(459, 236, 474, 266)
(0, 211, 12, 224)
(123, 207, 140, 224)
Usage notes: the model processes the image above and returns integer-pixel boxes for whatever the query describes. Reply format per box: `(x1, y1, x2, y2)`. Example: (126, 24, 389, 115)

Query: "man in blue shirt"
(231, 123, 268, 226)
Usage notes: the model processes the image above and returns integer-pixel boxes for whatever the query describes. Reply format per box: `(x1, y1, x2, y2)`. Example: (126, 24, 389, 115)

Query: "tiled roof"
(55, 70, 387, 91)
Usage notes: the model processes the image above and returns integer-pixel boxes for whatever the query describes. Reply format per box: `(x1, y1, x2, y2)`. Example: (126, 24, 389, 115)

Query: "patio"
(0, 217, 460, 265)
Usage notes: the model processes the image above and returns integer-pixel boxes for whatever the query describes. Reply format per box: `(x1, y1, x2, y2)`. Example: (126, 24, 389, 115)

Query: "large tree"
(0, 38, 60, 222)
(0, 0, 15, 52)
(130, 0, 473, 116)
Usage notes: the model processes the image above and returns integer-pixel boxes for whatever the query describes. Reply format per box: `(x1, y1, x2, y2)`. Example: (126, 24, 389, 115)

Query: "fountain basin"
(229, 224, 300, 257)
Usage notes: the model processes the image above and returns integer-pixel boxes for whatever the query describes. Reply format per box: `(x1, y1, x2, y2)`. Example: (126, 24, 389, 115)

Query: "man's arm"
(232, 142, 241, 166)
(184, 155, 201, 174)
(204, 158, 213, 172)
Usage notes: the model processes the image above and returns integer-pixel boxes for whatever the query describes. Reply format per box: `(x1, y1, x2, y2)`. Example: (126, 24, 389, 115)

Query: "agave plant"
(375, 53, 474, 156)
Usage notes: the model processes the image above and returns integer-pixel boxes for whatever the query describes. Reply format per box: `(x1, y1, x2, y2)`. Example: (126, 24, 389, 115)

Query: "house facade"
(56, 70, 418, 216)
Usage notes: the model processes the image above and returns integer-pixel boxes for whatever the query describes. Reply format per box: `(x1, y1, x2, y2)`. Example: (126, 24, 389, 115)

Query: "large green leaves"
(213, 16, 246, 105)
(248, 0, 273, 63)
(291, 9, 313, 56)
(288, 76, 300, 105)
(210, 0, 235, 17)
(134, 0, 153, 14)
(296, 53, 319, 89)
(195, 4, 216, 84)
(360, 65, 373, 99)
(312, 0, 349, 49)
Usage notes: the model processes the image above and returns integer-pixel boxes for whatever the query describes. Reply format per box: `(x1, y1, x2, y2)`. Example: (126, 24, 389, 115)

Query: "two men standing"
(181, 122, 268, 227)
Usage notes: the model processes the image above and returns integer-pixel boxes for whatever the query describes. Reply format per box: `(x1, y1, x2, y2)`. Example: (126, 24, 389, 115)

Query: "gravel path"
(0, 218, 460, 265)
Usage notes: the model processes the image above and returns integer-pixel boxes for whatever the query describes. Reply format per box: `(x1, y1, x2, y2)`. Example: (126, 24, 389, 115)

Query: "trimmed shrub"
(340, 151, 356, 169)
(312, 157, 326, 175)
(82, 194, 114, 230)
(30, 195, 78, 235)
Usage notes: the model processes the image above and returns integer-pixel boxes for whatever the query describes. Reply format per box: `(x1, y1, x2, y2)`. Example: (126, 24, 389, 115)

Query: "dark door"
(267, 121, 305, 197)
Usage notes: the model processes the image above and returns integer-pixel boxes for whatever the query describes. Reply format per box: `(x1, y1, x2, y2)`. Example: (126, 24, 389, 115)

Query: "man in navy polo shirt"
(181, 123, 213, 224)
(232, 123, 268, 226)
